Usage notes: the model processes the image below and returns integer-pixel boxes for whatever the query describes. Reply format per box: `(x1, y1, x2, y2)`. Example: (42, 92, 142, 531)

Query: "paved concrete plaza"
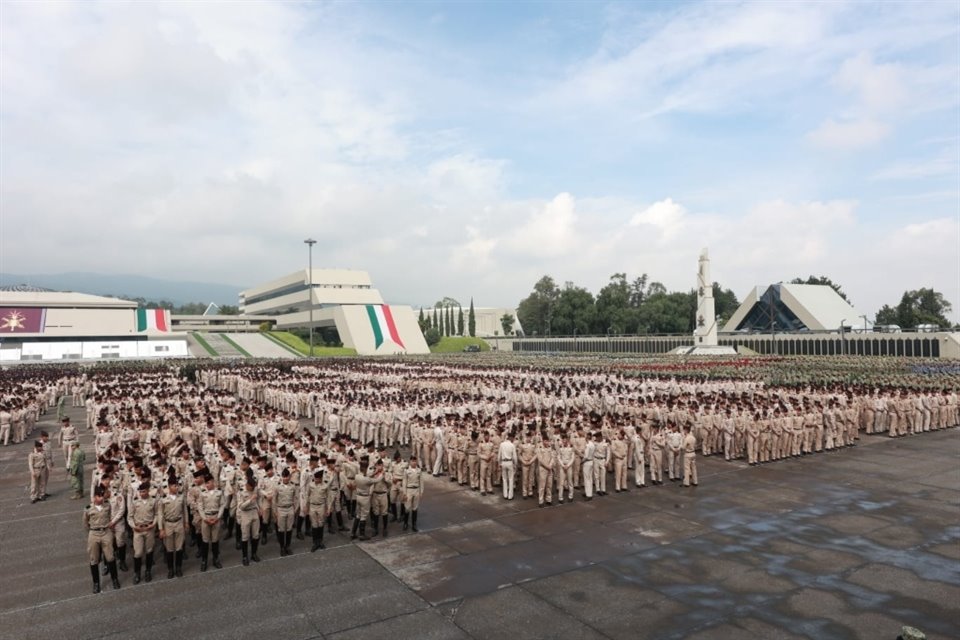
(1, 405, 957, 640)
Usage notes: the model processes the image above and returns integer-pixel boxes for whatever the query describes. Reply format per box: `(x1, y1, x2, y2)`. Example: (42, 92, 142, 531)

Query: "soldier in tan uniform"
(28, 441, 46, 503)
(536, 438, 555, 507)
(649, 425, 665, 484)
(478, 432, 495, 496)
(199, 474, 224, 571)
(610, 431, 628, 492)
(306, 469, 329, 551)
(519, 436, 537, 499)
(236, 475, 261, 565)
(369, 459, 390, 538)
(158, 478, 188, 579)
(402, 455, 423, 532)
(350, 459, 375, 541)
(556, 435, 575, 503)
(274, 468, 299, 556)
(682, 426, 698, 487)
(84, 486, 120, 593)
(128, 481, 158, 584)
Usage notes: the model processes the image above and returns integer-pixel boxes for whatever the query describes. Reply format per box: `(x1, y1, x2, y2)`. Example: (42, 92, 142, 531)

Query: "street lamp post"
(860, 314, 869, 334)
(304, 238, 316, 357)
(607, 327, 613, 354)
(840, 319, 846, 356)
(573, 326, 577, 354)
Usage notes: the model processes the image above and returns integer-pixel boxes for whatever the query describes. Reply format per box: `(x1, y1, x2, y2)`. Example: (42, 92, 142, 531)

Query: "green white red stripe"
(136, 308, 169, 332)
(365, 304, 404, 349)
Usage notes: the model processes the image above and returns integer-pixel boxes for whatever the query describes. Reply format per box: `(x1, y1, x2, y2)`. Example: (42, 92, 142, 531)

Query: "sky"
(1, 1, 958, 321)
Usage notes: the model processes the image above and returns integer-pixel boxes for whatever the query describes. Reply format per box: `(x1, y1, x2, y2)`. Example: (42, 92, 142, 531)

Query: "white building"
(239, 269, 429, 355)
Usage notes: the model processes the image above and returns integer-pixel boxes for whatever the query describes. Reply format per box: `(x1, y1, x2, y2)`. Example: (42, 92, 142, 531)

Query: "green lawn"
(430, 336, 491, 353)
(265, 331, 357, 356)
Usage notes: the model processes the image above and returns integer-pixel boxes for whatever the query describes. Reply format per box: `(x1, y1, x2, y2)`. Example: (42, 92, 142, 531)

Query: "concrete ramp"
(226, 333, 301, 359)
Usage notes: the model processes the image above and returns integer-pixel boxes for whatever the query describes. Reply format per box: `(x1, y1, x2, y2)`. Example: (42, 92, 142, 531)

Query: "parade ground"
(1, 403, 958, 640)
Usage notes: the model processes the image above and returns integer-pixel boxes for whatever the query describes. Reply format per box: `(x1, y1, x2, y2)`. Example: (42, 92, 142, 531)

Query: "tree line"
(104, 295, 240, 315)
(515, 273, 956, 337)
(516, 273, 740, 337)
(417, 298, 477, 346)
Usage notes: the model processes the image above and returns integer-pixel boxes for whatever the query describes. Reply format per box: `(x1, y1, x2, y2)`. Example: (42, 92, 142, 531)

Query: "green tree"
(500, 313, 515, 336)
(219, 304, 240, 315)
(447, 305, 454, 336)
(875, 305, 896, 326)
(418, 307, 427, 332)
(468, 298, 476, 337)
(878, 288, 953, 328)
(457, 306, 465, 336)
(790, 275, 850, 303)
(516, 275, 559, 336)
(595, 273, 633, 334)
(712, 283, 740, 326)
(552, 282, 596, 335)
(424, 328, 441, 346)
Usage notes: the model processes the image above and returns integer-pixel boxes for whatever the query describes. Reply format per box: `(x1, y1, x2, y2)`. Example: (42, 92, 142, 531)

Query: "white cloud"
(629, 198, 687, 242)
(0, 1, 957, 324)
(504, 193, 580, 259)
(806, 118, 890, 150)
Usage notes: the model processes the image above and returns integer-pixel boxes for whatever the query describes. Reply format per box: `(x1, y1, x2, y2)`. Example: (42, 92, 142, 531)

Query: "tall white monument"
(695, 248, 718, 346)
(673, 248, 737, 356)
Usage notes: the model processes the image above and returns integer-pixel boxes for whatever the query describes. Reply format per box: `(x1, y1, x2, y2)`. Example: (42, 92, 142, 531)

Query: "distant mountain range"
(0, 272, 241, 306)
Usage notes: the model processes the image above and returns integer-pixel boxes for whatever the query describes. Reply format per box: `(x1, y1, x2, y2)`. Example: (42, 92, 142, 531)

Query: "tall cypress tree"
(447, 305, 454, 336)
(468, 298, 476, 337)
(457, 306, 465, 336)
(418, 307, 426, 332)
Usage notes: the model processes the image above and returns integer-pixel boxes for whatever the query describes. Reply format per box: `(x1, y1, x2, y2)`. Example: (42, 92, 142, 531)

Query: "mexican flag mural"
(136, 308, 169, 332)
(365, 304, 405, 350)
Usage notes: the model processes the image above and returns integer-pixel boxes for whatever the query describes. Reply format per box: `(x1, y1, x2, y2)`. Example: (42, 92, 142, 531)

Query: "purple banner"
(0, 308, 46, 333)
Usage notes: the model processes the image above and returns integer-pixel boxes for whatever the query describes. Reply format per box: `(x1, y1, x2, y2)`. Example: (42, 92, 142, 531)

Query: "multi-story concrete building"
(239, 269, 429, 355)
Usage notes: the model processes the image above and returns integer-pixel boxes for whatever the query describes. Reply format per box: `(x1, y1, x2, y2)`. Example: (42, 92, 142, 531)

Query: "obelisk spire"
(695, 248, 718, 346)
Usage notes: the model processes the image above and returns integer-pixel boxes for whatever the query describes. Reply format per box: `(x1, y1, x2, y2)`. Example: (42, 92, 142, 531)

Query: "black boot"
(296, 516, 304, 540)
(235, 522, 242, 550)
(350, 518, 360, 540)
(382, 515, 389, 538)
(358, 521, 368, 541)
(389, 503, 397, 522)
(412, 510, 419, 532)
(336, 511, 347, 532)
(133, 557, 142, 584)
(200, 542, 209, 572)
(144, 552, 153, 583)
(259, 520, 267, 545)
(311, 527, 325, 552)
(241, 540, 250, 566)
(224, 514, 234, 539)
(175, 550, 183, 577)
(371, 516, 380, 537)
(251, 539, 261, 563)
(402, 511, 409, 531)
(117, 546, 129, 572)
(102, 559, 110, 576)
(166, 551, 175, 579)
(90, 564, 101, 594)
(212, 542, 222, 569)
(108, 560, 121, 590)
(327, 514, 336, 535)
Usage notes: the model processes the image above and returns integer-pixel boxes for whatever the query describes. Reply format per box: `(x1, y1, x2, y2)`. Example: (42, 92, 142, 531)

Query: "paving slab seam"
(513, 579, 618, 640)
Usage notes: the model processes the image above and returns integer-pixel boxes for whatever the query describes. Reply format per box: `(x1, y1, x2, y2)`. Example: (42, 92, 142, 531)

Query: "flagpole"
(303, 238, 317, 358)
(304, 238, 317, 357)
